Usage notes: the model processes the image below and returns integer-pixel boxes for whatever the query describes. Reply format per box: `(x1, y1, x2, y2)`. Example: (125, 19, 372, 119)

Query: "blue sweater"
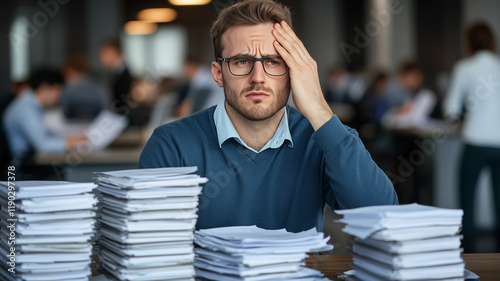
(139, 106, 398, 232)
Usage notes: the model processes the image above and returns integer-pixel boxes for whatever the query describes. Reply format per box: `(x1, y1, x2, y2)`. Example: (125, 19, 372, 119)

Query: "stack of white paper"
(94, 167, 207, 281)
(194, 225, 333, 280)
(0, 181, 97, 281)
(336, 203, 465, 281)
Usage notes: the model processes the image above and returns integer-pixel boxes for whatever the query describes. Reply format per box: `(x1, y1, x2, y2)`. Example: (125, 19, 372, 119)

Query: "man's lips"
(245, 92, 269, 100)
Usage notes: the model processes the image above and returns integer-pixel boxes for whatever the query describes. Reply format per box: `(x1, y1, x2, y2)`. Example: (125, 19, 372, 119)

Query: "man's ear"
(211, 61, 224, 87)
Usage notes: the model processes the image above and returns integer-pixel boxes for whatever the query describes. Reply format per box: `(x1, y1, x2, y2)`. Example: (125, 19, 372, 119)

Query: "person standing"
(99, 39, 133, 114)
(444, 22, 500, 253)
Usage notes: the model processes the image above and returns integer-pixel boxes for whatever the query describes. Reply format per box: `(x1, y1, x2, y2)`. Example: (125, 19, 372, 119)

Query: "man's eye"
(234, 59, 252, 66)
(265, 59, 282, 67)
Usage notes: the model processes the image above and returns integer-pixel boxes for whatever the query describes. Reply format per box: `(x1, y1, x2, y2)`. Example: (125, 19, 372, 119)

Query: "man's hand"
(65, 134, 88, 150)
(272, 21, 334, 131)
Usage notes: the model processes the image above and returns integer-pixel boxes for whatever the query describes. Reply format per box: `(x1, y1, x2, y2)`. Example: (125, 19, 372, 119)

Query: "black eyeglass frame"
(217, 55, 289, 77)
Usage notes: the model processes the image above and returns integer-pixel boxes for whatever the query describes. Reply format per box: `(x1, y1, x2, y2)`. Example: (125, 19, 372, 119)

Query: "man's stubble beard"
(223, 75, 290, 122)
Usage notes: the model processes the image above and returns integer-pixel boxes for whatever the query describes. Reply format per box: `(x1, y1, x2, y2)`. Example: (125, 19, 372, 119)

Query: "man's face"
(212, 23, 290, 122)
(100, 46, 120, 69)
(37, 83, 62, 109)
(399, 70, 423, 91)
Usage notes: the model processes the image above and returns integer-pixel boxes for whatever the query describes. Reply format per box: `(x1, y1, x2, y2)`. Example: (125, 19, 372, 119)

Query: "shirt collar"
(213, 98, 293, 153)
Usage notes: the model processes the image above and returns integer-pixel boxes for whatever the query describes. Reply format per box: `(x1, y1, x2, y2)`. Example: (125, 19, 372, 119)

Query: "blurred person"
(444, 22, 500, 253)
(382, 61, 437, 204)
(354, 72, 393, 175)
(175, 57, 224, 118)
(324, 65, 352, 104)
(2, 69, 87, 164)
(61, 54, 109, 120)
(99, 39, 133, 113)
(0, 80, 30, 178)
(358, 72, 390, 128)
(139, 0, 397, 231)
(382, 60, 437, 128)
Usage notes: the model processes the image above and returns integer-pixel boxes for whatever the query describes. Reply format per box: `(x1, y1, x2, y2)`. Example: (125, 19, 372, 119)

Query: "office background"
(1, 0, 499, 253)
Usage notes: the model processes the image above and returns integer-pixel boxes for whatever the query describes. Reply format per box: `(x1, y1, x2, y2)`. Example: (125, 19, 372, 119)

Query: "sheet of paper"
(84, 109, 128, 150)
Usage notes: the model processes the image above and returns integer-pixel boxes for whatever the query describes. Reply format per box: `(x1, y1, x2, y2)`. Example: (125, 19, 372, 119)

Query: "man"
(61, 54, 109, 120)
(139, 0, 398, 232)
(444, 22, 500, 253)
(3, 69, 86, 164)
(382, 60, 437, 128)
(99, 39, 133, 114)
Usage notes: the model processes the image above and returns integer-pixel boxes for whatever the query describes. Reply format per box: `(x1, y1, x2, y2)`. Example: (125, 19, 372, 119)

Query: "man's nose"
(249, 60, 266, 83)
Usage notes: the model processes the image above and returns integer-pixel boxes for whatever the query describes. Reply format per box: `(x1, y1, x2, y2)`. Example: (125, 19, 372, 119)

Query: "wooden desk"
(305, 254, 500, 281)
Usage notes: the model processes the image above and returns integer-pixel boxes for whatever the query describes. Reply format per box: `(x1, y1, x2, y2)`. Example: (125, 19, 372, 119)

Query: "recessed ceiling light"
(168, 0, 212, 6)
(138, 8, 177, 23)
(124, 21, 158, 35)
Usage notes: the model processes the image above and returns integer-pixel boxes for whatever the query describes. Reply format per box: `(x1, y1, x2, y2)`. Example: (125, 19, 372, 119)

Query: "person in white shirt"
(382, 60, 437, 129)
(444, 22, 500, 253)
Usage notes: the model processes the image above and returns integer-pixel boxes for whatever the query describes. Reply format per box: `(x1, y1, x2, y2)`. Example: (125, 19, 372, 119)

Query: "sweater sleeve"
(312, 116, 398, 209)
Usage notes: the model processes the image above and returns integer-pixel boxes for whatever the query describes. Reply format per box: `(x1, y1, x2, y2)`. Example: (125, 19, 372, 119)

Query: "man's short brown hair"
(62, 54, 88, 74)
(210, 0, 292, 60)
(397, 59, 422, 75)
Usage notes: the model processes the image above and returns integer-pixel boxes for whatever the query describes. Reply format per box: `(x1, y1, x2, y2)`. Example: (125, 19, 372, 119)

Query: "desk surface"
(35, 147, 143, 165)
(305, 254, 500, 281)
(35, 128, 145, 165)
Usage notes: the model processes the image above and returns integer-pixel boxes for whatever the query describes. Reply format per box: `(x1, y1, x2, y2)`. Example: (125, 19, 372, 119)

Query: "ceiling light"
(138, 8, 177, 23)
(124, 21, 158, 35)
(168, 0, 212, 6)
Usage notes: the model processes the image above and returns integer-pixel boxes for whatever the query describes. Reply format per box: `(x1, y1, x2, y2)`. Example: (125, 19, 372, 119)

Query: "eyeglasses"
(217, 55, 289, 77)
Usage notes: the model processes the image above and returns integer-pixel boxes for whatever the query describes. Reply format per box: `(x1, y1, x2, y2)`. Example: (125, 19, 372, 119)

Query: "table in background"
(305, 254, 500, 281)
(34, 129, 145, 182)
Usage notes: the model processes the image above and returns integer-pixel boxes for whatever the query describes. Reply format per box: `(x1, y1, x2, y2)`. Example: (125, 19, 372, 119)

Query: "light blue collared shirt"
(3, 90, 65, 161)
(213, 98, 293, 153)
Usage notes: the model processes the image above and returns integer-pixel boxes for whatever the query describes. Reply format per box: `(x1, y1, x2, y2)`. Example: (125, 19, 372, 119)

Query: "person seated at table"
(2, 69, 87, 165)
(381, 60, 437, 129)
(139, 0, 398, 232)
(61, 54, 109, 120)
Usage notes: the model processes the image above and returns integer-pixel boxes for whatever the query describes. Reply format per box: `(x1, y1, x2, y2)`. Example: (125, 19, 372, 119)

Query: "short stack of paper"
(194, 225, 333, 281)
(0, 181, 97, 281)
(94, 167, 207, 281)
(336, 203, 464, 281)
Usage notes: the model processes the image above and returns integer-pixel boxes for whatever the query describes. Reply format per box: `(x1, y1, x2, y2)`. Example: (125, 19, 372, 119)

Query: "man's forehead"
(221, 23, 276, 56)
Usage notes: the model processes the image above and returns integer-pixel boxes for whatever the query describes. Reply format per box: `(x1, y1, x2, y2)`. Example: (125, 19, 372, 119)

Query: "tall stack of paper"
(94, 167, 207, 281)
(0, 181, 97, 281)
(336, 203, 464, 281)
(194, 225, 333, 280)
